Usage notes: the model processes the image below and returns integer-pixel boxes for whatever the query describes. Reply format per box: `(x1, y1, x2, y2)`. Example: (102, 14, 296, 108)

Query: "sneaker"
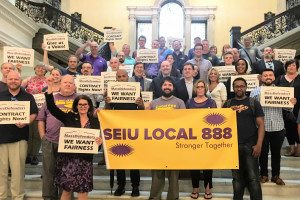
(31, 156, 39, 165)
(260, 176, 269, 183)
(114, 186, 125, 196)
(271, 176, 285, 185)
(131, 186, 140, 197)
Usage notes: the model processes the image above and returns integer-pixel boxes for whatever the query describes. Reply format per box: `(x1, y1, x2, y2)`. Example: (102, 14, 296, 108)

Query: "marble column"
(184, 11, 191, 53)
(128, 13, 136, 51)
(207, 14, 215, 45)
(152, 14, 159, 41)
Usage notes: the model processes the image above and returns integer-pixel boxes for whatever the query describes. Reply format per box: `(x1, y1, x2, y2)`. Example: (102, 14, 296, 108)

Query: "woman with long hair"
(207, 68, 227, 108)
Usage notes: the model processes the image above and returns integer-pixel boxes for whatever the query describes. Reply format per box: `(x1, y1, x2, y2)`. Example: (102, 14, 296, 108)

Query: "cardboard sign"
(213, 66, 236, 82)
(0, 101, 30, 124)
(98, 108, 238, 169)
(76, 75, 104, 94)
(274, 49, 296, 63)
(260, 86, 294, 108)
(58, 127, 100, 154)
(141, 91, 153, 104)
(104, 30, 123, 42)
(3, 46, 34, 67)
(107, 82, 140, 103)
(102, 71, 117, 89)
(33, 94, 45, 110)
(119, 65, 134, 77)
(230, 74, 259, 92)
(137, 49, 158, 63)
(43, 33, 69, 51)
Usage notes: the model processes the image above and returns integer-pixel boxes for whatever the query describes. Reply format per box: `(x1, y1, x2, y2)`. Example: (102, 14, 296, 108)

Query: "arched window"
(159, 2, 184, 43)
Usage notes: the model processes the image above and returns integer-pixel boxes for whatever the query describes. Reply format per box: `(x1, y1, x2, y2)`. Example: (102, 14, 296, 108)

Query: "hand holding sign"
(15, 122, 28, 128)
(290, 97, 297, 105)
(95, 137, 103, 146)
(16, 63, 22, 74)
(47, 75, 54, 94)
(135, 97, 144, 107)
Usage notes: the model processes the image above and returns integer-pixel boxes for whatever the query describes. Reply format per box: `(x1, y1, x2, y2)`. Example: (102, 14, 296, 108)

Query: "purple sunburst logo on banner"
(108, 144, 134, 157)
(203, 113, 226, 126)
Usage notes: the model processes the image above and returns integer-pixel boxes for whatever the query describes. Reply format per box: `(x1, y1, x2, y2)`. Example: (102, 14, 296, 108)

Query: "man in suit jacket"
(128, 62, 151, 91)
(151, 61, 179, 99)
(251, 47, 285, 79)
(175, 63, 196, 103)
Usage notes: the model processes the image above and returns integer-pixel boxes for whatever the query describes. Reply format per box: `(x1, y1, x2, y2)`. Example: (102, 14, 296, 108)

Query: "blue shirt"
(158, 47, 173, 59)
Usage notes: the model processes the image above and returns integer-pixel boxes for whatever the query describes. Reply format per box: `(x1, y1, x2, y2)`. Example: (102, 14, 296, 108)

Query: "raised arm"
(75, 42, 90, 60)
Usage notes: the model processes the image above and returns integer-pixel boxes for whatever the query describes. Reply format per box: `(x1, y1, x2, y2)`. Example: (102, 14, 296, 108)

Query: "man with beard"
(116, 51, 126, 66)
(0, 71, 38, 200)
(223, 77, 265, 200)
(251, 47, 285, 79)
(148, 76, 185, 200)
(250, 69, 296, 185)
(104, 69, 143, 197)
(76, 41, 107, 75)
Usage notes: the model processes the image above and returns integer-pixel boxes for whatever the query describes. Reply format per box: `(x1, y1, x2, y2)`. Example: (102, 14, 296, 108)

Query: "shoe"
(114, 186, 125, 196)
(190, 192, 199, 199)
(271, 176, 285, 185)
(98, 159, 105, 165)
(204, 192, 212, 199)
(260, 176, 269, 183)
(131, 186, 140, 197)
(294, 152, 300, 157)
(25, 157, 31, 164)
(285, 151, 295, 156)
(31, 157, 39, 165)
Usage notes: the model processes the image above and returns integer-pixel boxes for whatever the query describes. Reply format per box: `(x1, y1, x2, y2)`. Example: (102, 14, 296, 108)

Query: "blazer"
(251, 59, 285, 78)
(175, 78, 197, 103)
(128, 76, 152, 91)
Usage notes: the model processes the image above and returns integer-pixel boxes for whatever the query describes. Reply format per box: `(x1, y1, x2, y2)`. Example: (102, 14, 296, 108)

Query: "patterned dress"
(25, 76, 48, 94)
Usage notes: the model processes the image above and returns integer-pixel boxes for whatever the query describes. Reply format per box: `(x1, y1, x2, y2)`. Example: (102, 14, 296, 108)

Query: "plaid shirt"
(250, 86, 285, 132)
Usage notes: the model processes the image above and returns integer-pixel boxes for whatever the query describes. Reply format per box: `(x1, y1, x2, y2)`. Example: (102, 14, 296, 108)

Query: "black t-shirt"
(0, 89, 38, 144)
(110, 103, 139, 110)
(0, 81, 8, 93)
(223, 97, 264, 144)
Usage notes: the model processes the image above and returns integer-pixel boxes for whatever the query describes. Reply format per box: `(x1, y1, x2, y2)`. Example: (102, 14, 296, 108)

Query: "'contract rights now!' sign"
(98, 108, 238, 170)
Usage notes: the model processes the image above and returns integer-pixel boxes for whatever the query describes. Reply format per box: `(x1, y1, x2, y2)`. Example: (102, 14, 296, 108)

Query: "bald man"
(108, 57, 121, 71)
(0, 71, 38, 200)
(75, 41, 107, 75)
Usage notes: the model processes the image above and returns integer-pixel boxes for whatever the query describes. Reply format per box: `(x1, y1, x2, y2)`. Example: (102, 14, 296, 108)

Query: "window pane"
(159, 2, 184, 41)
(137, 22, 152, 49)
(191, 23, 206, 45)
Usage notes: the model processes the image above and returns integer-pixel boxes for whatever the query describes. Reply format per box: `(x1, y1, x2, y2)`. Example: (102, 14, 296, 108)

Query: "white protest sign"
(43, 33, 69, 51)
(141, 91, 153, 104)
(0, 101, 30, 124)
(58, 127, 99, 154)
(230, 74, 259, 92)
(137, 49, 158, 63)
(275, 49, 296, 63)
(33, 94, 45, 110)
(213, 65, 236, 82)
(119, 65, 134, 77)
(260, 86, 294, 108)
(107, 82, 140, 103)
(3, 46, 34, 67)
(76, 76, 104, 94)
(102, 71, 117, 89)
(104, 29, 123, 42)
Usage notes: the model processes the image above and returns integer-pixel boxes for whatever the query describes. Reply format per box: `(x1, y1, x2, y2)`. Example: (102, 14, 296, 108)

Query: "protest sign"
(43, 33, 69, 51)
(98, 108, 238, 169)
(102, 71, 117, 89)
(0, 101, 30, 124)
(274, 49, 296, 63)
(76, 76, 104, 94)
(260, 86, 294, 108)
(107, 82, 140, 103)
(104, 29, 123, 42)
(33, 94, 45, 110)
(58, 127, 99, 154)
(137, 49, 158, 63)
(119, 65, 134, 77)
(3, 46, 34, 67)
(230, 74, 259, 92)
(141, 91, 153, 104)
(213, 66, 236, 82)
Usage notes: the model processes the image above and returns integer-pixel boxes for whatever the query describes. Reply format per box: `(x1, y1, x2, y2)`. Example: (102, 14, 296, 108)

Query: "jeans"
(232, 142, 262, 200)
(259, 130, 285, 177)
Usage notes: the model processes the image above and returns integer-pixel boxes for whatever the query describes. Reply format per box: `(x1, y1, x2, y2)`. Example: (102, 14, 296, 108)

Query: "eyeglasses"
(194, 48, 203, 51)
(11, 97, 18, 101)
(234, 85, 246, 89)
(82, 67, 92, 69)
(117, 55, 125, 58)
(78, 103, 88, 107)
(196, 86, 205, 89)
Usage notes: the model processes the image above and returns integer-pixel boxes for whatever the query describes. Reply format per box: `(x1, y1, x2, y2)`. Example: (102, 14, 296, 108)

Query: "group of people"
(0, 33, 299, 200)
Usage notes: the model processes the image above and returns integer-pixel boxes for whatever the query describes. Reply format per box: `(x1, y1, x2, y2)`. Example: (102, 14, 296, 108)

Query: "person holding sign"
(104, 69, 143, 197)
(223, 77, 265, 200)
(45, 75, 102, 200)
(250, 69, 297, 185)
(186, 79, 217, 200)
(274, 59, 300, 157)
(0, 71, 38, 200)
(129, 62, 151, 91)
